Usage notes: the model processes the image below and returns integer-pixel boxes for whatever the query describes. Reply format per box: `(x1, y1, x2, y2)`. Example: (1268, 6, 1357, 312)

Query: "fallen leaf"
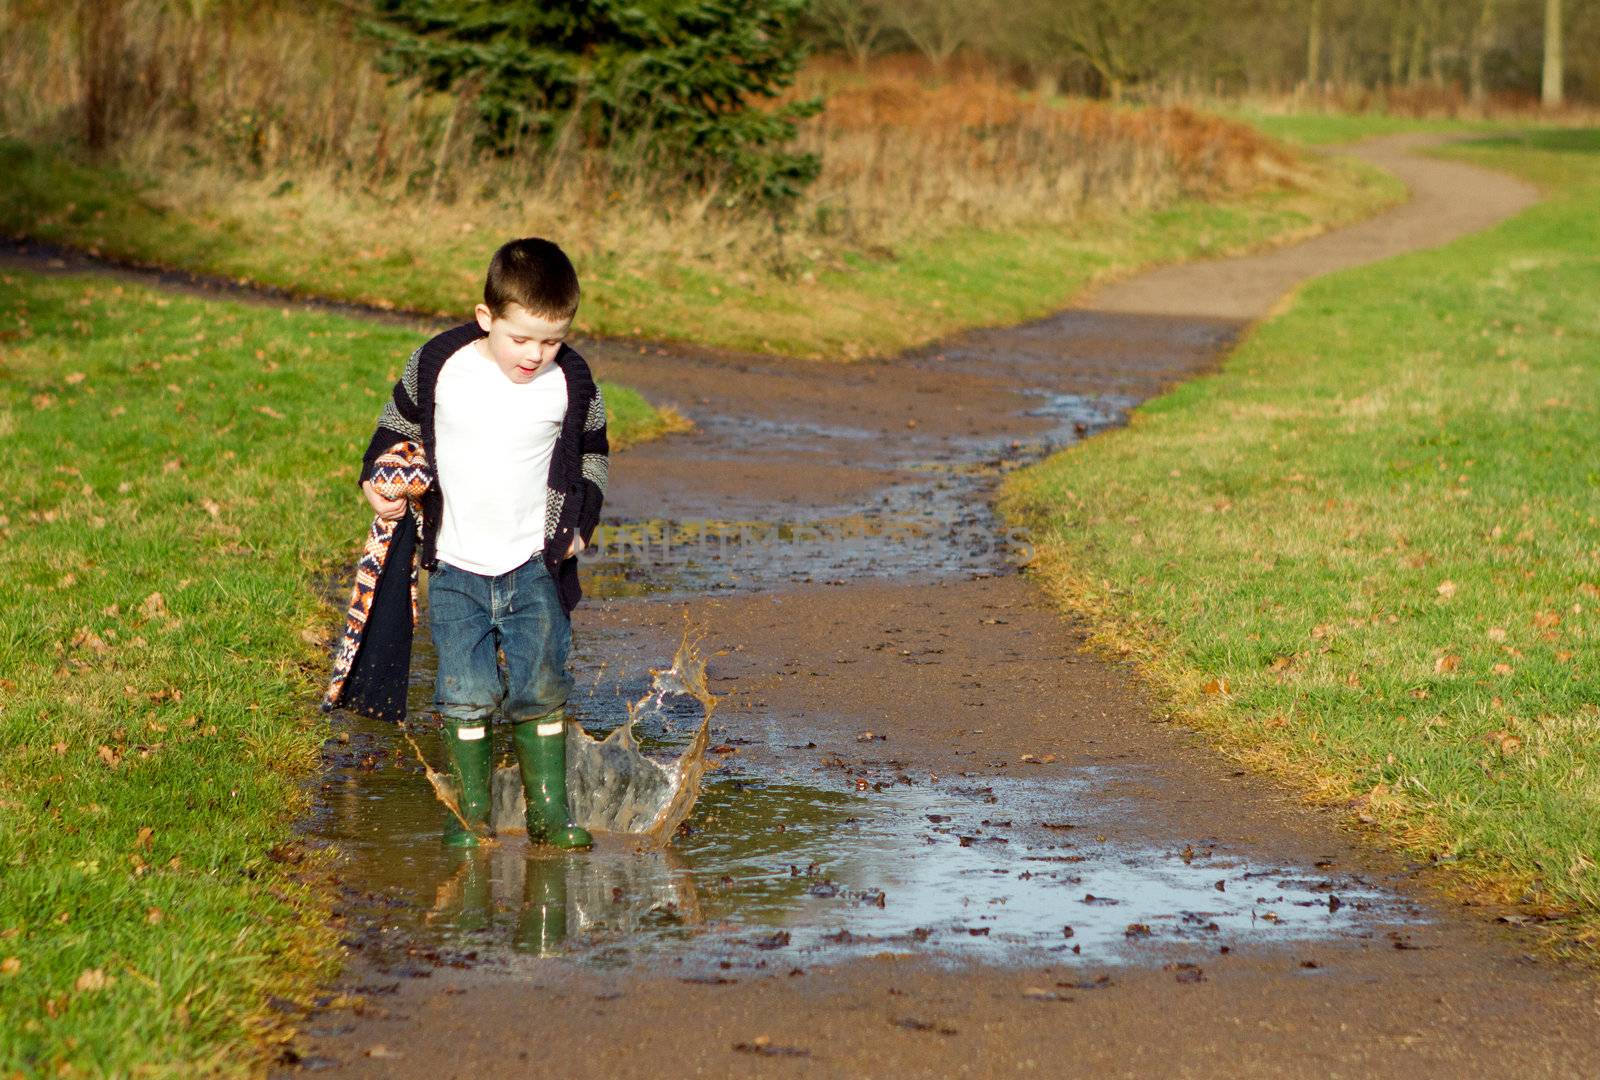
(1436, 580, 1457, 599)
(140, 593, 168, 619)
(0, 957, 19, 976)
(1487, 627, 1507, 642)
(258, 405, 285, 420)
(1021, 987, 1070, 1001)
(1486, 730, 1521, 755)
(733, 1036, 809, 1057)
(1202, 677, 1230, 695)
(1434, 655, 1460, 674)
(75, 968, 109, 992)
(65, 372, 87, 385)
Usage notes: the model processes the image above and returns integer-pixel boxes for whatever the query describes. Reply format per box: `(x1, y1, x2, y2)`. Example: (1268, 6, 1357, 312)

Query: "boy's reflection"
(428, 842, 701, 955)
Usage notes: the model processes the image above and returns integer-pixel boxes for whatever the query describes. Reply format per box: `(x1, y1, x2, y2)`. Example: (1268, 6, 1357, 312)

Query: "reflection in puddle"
(578, 393, 1131, 598)
(312, 379, 1420, 976)
(320, 714, 1416, 972)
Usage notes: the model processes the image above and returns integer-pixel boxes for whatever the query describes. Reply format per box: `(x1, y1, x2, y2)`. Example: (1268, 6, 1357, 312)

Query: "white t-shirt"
(434, 340, 568, 576)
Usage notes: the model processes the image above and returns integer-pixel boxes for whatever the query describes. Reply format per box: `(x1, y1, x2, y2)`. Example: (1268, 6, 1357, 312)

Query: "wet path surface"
(277, 136, 1600, 1078)
(9, 138, 1595, 1075)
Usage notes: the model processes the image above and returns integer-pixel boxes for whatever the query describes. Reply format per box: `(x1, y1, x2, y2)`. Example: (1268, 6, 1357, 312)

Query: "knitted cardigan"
(361, 321, 609, 603)
(326, 322, 608, 721)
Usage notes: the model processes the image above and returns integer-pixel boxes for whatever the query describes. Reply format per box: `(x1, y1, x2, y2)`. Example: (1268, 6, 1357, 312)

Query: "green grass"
(1001, 128, 1600, 943)
(0, 272, 668, 1074)
(0, 137, 1402, 360)
(1222, 109, 1506, 146)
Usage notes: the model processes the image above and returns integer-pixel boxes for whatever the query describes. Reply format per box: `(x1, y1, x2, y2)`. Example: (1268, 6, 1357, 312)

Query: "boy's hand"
(362, 480, 407, 522)
(564, 533, 587, 559)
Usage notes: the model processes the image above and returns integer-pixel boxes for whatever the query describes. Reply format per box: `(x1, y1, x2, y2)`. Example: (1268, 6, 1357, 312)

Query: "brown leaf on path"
(893, 1016, 957, 1035)
(733, 1035, 809, 1057)
(1022, 986, 1071, 1001)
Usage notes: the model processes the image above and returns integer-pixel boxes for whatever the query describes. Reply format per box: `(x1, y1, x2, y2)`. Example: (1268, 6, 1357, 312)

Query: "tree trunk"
(77, 0, 126, 154)
(1305, 0, 1323, 89)
(1388, 12, 1406, 86)
(1467, 0, 1496, 108)
(1406, 17, 1425, 86)
(1541, 0, 1563, 108)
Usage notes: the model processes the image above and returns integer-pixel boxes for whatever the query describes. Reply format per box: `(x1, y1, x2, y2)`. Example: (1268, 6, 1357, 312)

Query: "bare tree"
(1542, 0, 1563, 106)
(1467, 0, 1497, 106)
(1305, 0, 1324, 87)
(882, 0, 974, 71)
(809, 0, 893, 69)
(1052, 0, 1204, 101)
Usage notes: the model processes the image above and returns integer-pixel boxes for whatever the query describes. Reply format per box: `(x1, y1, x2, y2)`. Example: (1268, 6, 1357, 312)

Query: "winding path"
(14, 135, 1594, 1078)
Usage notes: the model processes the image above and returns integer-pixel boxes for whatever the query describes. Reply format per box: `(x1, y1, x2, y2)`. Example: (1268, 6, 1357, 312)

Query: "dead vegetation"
(0, 4, 1300, 278)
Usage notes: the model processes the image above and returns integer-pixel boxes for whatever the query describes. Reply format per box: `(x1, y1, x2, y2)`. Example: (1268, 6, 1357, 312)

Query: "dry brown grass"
(0, 4, 1299, 279)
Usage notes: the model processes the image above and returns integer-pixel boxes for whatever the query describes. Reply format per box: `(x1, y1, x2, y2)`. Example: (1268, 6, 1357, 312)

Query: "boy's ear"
(473, 303, 494, 332)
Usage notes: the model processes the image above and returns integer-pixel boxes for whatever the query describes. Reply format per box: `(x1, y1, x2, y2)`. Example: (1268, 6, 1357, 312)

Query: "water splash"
(489, 622, 716, 846)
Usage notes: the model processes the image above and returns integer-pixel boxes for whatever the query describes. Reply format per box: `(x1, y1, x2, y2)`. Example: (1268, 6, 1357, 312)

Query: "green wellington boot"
(511, 710, 592, 850)
(440, 719, 493, 847)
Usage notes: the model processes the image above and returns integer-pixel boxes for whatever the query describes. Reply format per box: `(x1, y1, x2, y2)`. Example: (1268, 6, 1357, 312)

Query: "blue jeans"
(427, 554, 573, 726)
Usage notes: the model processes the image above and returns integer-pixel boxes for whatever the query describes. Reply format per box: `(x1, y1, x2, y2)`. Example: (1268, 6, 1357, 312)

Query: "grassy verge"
(1000, 128, 1600, 946)
(0, 271, 669, 1074)
(0, 137, 1401, 360)
(1222, 109, 1505, 146)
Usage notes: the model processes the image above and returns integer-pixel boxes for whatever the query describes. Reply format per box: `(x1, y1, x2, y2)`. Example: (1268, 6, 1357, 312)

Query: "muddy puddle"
(315, 629, 1420, 977)
(578, 393, 1134, 598)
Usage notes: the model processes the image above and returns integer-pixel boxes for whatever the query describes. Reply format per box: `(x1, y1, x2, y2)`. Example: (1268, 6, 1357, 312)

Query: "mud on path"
(278, 134, 1600, 1078)
(12, 137, 1595, 1075)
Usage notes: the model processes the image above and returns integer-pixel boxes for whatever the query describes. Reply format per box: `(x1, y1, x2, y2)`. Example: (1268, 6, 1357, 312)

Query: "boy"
(352, 237, 608, 850)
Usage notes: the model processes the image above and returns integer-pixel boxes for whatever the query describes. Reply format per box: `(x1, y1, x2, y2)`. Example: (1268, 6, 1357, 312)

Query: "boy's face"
(473, 302, 572, 383)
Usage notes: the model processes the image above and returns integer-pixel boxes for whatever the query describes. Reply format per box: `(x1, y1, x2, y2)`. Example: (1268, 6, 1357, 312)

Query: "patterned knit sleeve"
(575, 385, 609, 542)
(359, 345, 424, 484)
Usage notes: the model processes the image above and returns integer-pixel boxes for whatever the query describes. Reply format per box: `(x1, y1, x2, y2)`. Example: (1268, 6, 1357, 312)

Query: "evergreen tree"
(363, 0, 820, 205)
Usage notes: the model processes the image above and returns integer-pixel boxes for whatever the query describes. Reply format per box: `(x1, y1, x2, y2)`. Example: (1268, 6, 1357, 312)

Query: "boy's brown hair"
(483, 237, 580, 320)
